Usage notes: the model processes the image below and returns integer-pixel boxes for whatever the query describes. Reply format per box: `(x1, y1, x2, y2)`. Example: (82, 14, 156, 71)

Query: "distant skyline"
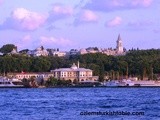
(0, 0, 160, 51)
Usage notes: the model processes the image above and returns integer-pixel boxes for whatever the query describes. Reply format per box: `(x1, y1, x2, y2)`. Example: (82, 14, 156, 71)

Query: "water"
(0, 88, 160, 120)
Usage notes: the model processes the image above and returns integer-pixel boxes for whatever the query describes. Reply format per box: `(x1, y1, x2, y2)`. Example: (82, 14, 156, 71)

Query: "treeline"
(0, 49, 160, 80)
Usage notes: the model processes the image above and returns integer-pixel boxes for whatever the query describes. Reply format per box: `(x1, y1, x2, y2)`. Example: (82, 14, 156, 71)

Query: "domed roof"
(71, 63, 78, 70)
(80, 48, 87, 52)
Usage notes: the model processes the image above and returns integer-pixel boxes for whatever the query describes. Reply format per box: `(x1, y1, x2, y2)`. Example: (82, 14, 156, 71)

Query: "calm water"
(0, 88, 160, 120)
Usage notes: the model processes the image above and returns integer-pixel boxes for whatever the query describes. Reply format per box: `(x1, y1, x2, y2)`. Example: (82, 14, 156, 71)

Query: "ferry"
(0, 77, 24, 88)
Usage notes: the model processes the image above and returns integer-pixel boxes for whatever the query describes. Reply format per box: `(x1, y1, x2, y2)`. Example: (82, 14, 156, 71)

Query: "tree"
(32, 57, 51, 72)
(0, 44, 17, 54)
(46, 77, 59, 87)
(19, 49, 29, 54)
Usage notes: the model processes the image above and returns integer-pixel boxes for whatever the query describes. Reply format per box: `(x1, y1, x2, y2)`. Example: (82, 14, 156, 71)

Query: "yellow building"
(51, 62, 99, 82)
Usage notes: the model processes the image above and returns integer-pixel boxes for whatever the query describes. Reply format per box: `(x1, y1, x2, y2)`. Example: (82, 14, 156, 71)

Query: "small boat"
(0, 77, 24, 88)
(102, 80, 121, 87)
(102, 79, 137, 87)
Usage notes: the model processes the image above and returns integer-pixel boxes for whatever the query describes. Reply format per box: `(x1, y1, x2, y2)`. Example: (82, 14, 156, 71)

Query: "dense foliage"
(0, 49, 160, 80)
(0, 44, 17, 54)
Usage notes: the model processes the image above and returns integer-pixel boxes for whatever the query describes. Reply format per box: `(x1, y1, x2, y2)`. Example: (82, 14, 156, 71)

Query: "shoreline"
(1, 86, 160, 88)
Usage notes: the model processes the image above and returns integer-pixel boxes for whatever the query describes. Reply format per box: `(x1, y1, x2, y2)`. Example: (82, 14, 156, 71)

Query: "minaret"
(77, 60, 79, 68)
(116, 34, 123, 54)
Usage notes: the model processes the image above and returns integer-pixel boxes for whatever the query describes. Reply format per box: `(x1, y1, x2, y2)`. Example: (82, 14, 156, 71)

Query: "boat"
(102, 79, 160, 87)
(102, 80, 121, 87)
(0, 77, 24, 88)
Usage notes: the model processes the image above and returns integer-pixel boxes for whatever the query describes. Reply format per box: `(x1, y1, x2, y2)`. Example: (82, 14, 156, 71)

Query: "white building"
(116, 34, 124, 54)
(77, 34, 126, 56)
(27, 46, 48, 57)
(79, 48, 88, 55)
(102, 34, 126, 56)
(51, 62, 99, 82)
(7, 47, 19, 55)
(0, 52, 3, 56)
(8, 72, 53, 81)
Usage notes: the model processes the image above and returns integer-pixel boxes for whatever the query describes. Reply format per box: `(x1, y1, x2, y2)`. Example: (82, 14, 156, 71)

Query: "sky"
(0, 0, 160, 51)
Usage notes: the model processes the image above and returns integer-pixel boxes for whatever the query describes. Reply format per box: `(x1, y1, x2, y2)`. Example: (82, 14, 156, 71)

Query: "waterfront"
(0, 88, 160, 120)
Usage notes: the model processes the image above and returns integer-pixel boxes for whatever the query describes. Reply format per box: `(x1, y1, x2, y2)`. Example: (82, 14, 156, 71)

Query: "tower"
(77, 60, 79, 68)
(116, 34, 123, 54)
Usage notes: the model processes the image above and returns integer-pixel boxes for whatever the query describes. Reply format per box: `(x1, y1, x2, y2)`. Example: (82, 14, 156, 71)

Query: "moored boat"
(0, 77, 24, 88)
(101, 79, 160, 87)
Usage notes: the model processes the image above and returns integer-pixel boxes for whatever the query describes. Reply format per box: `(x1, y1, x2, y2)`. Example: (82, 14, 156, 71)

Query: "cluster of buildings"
(1, 34, 126, 83)
(8, 62, 99, 83)
(0, 34, 126, 57)
(78, 34, 126, 56)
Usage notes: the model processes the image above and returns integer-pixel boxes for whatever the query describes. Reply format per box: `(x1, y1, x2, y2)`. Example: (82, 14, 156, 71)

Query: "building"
(69, 49, 79, 56)
(7, 46, 19, 55)
(47, 48, 67, 57)
(0, 52, 3, 56)
(102, 48, 116, 56)
(77, 34, 126, 56)
(79, 48, 88, 55)
(51, 62, 99, 82)
(7, 72, 54, 81)
(116, 34, 124, 54)
(102, 34, 126, 56)
(27, 46, 48, 57)
(86, 47, 100, 53)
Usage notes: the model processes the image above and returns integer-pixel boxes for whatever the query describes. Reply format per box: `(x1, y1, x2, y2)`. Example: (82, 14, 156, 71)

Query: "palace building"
(50, 62, 99, 82)
(77, 34, 126, 56)
(116, 34, 124, 54)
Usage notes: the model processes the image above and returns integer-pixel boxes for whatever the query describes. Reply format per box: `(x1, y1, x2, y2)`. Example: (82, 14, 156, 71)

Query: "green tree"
(0, 44, 17, 54)
(46, 77, 59, 87)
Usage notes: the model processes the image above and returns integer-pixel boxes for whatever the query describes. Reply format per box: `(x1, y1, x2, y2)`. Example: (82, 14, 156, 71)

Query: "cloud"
(153, 29, 160, 33)
(39, 36, 73, 47)
(74, 9, 98, 26)
(132, 0, 153, 7)
(47, 4, 73, 22)
(0, 0, 3, 5)
(84, 0, 153, 12)
(128, 20, 153, 27)
(16, 35, 74, 50)
(16, 35, 33, 50)
(126, 20, 154, 31)
(127, 20, 153, 30)
(0, 8, 47, 31)
(105, 16, 122, 27)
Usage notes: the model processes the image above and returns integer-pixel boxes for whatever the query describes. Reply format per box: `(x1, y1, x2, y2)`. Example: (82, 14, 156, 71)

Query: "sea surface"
(0, 88, 160, 120)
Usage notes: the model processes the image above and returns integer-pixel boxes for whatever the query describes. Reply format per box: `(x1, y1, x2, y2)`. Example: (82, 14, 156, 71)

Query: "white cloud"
(74, 9, 98, 26)
(0, 0, 3, 5)
(79, 10, 98, 22)
(0, 8, 47, 31)
(106, 16, 122, 27)
(131, 0, 153, 7)
(84, 0, 153, 12)
(48, 4, 73, 22)
(16, 35, 74, 50)
(39, 36, 73, 47)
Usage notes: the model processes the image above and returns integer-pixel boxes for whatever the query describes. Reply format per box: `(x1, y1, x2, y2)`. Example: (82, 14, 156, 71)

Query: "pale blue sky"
(0, 0, 160, 51)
